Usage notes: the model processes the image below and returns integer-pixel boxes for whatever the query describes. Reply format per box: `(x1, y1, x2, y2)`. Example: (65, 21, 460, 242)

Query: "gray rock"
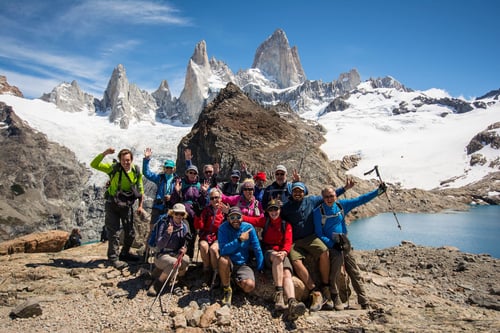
(9, 298, 42, 318)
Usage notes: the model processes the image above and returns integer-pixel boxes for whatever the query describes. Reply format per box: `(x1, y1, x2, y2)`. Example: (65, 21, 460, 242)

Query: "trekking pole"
(147, 253, 182, 316)
(160, 253, 184, 313)
(364, 165, 402, 230)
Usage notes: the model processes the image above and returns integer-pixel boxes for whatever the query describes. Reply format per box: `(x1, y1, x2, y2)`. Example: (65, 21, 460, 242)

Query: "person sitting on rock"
(220, 162, 252, 196)
(147, 203, 192, 297)
(194, 188, 224, 287)
(280, 180, 354, 312)
(261, 165, 302, 210)
(65, 228, 82, 249)
(169, 164, 206, 261)
(313, 183, 387, 310)
(253, 171, 267, 202)
(217, 206, 264, 307)
(261, 199, 306, 319)
(220, 178, 264, 228)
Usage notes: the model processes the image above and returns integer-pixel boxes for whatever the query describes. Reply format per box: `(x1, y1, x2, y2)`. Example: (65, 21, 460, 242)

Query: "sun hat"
(169, 203, 188, 217)
(267, 199, 281, 211)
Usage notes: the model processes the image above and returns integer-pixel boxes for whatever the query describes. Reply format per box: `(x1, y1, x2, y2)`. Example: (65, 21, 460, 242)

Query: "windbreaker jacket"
(218, 221, 264, 271)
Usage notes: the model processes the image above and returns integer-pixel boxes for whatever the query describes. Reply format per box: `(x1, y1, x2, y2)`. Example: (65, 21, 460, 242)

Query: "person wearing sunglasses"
(170, 164, 206, 261)
(147, 203, 192, 297)
(194, 188, 224, 286)
(143, 147, 177, 234)
(261, 165, 304, 210)
(281, 179, 354, 312)
(220, 179, 264, 227)
(217, 206, 264, 307)
(261, 200, 306, 320)
(313, 183, 387, 311)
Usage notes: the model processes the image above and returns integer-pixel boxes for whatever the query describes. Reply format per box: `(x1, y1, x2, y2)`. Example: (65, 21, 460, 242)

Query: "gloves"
(377, 182, 387, 195)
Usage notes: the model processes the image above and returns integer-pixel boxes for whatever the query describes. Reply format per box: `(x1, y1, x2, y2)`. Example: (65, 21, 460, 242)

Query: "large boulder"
(0, 230, 69, 255)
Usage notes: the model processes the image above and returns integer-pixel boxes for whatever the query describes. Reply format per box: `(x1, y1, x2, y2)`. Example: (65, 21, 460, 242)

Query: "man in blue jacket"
(218, 206, 264, 307)
(314, 183, 386, 311)
(281, 180, 353, 312)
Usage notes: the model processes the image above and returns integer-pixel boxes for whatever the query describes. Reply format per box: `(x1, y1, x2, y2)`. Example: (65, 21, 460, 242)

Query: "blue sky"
(1, 0, 498, 99)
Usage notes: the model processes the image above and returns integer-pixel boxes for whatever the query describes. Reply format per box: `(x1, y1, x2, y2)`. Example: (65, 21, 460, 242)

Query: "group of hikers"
(90, 147, 388, 320)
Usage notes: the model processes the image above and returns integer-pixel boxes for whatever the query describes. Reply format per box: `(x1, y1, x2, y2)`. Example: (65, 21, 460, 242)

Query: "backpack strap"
(319, 202, 344, 226)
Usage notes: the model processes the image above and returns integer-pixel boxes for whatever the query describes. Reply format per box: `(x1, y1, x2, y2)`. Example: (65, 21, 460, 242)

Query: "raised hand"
(291, 169, 300, 182)
(144, 147, 152, 159)
(103, 147, 115, 156)
(184, 148, 192, 161)
(344, 177, 356, 190)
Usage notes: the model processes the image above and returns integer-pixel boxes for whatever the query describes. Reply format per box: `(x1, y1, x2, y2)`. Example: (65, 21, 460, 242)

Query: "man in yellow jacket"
(91, 147, 145, 269)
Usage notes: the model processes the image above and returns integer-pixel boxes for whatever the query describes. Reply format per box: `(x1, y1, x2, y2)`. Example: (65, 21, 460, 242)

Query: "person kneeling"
(147, 203, 191, 297)
(217, 206, 263, 307)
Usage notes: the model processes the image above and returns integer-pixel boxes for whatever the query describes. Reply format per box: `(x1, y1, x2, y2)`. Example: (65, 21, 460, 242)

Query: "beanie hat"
(186, 165, 199, 174)
(253, 172, 267, 182)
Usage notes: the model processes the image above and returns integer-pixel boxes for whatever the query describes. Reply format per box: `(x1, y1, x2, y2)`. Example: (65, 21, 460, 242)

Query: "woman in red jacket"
(261, 200, 306, 320)
(194, 188, 224, 285)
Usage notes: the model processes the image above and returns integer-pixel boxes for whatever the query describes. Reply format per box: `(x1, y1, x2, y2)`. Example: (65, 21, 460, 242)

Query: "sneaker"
(119, 252, 141, 262)
(321, 286, 334, 310)
(110, 259, 128, 270)
(273, 290, 287, 311)
(333, 294, 344, 311)
(222, 286, 232, 307)
(309, 290, 322, 312)
(288, 298, 306, 320)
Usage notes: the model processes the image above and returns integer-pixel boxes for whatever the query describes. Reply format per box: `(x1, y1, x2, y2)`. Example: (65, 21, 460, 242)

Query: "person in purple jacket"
(313, 183, 387, 311)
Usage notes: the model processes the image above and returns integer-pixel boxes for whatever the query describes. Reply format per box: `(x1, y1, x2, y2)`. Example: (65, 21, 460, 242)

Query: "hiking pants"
(330, 247, 368, 306)
(105, 200, 136, 261)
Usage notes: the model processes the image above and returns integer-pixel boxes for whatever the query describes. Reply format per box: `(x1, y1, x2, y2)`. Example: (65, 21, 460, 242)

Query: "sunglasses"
(164, 166, 173, 169)
(210, 196, 220, 200)
(275, 172, 285, 176)
(174, 212, 184, 216)
(267, 207, 279, 212)
(242, 188, 254, 191)
(205, 170, 214, 174)
(228, 214, 241, 221)
(187, 171, 197, 175)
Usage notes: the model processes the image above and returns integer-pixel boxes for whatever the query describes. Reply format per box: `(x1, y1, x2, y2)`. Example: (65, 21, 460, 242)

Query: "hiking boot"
(147, 279, 163, 297)
(110, 259, 128, 270)
(288, 298, 306, 320)
(273, 290, 287, 311)
(321, 286, 334, 310)
(333, 294, 344, 311)
(309, 290, 322, 312)
(119, 252, 141, 262)
(222, 286, 232, 307)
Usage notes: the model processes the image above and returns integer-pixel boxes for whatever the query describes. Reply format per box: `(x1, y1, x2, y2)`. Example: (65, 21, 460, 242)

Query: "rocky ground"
(0, 241, 498, 333)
